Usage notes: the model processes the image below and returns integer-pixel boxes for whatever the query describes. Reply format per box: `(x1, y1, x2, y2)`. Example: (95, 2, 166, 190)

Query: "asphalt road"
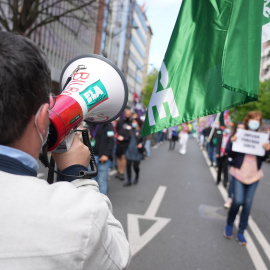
(107, 138, 270, 270)
(37, 138, 270, 270)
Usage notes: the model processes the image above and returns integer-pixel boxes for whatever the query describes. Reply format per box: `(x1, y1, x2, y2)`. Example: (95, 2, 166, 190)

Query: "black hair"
(0, 31, 51, 145)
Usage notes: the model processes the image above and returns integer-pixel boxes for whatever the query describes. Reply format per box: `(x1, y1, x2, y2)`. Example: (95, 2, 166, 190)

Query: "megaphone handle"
(62, 77, 71, 91)
(47, 157, 55, 184)
(81, 129, 98, 178)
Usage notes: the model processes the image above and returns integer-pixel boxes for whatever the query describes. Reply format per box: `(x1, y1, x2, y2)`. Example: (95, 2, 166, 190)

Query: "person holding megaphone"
(0, 32, 130, 269)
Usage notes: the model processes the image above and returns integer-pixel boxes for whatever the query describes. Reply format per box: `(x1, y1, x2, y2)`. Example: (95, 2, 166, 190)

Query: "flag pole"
(208, 112, 221, 141)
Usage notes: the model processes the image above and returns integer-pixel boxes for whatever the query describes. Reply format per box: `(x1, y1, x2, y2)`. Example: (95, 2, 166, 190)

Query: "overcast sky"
(137, 0, 182, 71)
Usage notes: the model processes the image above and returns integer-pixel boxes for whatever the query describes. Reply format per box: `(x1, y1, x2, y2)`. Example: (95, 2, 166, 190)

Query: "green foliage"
(141, 69, 159, 108)
(229, 81, 270, 122)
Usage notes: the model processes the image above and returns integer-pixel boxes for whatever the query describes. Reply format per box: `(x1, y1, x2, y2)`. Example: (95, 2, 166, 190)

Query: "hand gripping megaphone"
(47, 54, 128, 151)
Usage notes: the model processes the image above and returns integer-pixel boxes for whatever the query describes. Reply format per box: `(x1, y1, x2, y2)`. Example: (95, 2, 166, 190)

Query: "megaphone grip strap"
(39, 130, 99, 182)
(81, 129, 98, 178)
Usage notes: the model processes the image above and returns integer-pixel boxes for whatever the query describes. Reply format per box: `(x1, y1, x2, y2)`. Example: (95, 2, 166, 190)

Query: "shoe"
(116, 174, 124, 180)
(133, 178, 138, 185)
(237, 234, 247, 246)
(123, 182, 132, 187)
(224, 198, 232, 209)
(216, 179, 220, 185)
(224, 225, 233, 239)
(116, 173, 124, 181)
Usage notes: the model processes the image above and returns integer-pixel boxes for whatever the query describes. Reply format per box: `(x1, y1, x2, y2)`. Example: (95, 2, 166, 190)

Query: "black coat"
(226, 138, 270, 170)
(87, 123, 115, 160)
(116, 118, 132, 145)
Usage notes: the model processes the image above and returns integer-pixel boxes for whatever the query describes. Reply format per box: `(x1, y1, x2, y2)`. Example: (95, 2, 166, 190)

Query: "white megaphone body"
(47, 54, 128, 151)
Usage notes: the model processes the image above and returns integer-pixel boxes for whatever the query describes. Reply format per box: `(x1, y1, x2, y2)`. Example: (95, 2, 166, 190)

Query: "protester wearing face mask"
(123, 118, 145, 186)
(0, 32, 130, 269)
(224, 122, 245, 208)
(224, 111, 270, 245)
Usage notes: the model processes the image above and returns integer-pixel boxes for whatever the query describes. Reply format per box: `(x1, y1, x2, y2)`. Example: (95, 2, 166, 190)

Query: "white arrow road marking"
(128, 186, 171, 256)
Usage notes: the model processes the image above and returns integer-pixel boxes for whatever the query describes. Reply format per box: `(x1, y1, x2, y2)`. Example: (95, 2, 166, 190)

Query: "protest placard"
(232, 129, 269, 156)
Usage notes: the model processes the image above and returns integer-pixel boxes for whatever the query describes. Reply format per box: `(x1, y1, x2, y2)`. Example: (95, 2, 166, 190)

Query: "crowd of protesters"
(84, 108, 195, 194)
(67, 107, 270, 249)
(84, 109, 145, 193)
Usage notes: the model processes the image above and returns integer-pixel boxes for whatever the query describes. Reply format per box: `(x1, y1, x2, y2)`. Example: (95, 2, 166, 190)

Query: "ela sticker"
(107, 131, 115, 137)
(80, 80, 109, 111)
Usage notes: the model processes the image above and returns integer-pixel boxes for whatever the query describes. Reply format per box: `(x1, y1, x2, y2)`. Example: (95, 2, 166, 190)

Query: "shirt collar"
(0, 145, 39, 173)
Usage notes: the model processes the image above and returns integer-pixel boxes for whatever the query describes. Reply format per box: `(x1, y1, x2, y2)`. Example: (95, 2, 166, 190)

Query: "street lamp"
(134, 63, 153, 94)
(110, 25, 139, 61)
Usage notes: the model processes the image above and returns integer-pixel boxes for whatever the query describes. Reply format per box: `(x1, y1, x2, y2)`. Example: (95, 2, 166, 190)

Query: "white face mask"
(132, 123, 137, 128)
(34, 104, 49, 148)
(248, 120, 260, 131)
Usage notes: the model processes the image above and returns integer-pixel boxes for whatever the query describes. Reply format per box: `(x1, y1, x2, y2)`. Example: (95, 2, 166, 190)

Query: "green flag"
(142, 0, 264, 136)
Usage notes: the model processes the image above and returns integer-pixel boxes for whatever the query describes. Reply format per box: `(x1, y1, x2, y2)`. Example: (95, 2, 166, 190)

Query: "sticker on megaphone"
(48, 54, 128, 151)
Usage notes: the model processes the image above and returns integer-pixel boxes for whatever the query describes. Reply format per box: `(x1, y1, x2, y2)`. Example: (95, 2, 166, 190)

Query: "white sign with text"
(232, 129, 269, 156)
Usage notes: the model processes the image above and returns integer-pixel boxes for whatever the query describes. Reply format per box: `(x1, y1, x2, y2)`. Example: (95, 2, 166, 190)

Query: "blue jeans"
(228, 174, 235, 198)
(207, 144, 216, 164)
(227, 177, 259, 234)
(157, 131, 163, 143)
(144, 140, 151, 157)
(93, 156, 110, 195)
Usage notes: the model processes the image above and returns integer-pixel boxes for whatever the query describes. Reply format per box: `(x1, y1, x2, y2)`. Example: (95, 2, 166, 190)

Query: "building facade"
(1, 0, 152, 104)
(0, 1, 98, 93)
(260, 40, 270, 81)
(125, 2, 153, 102)
(97, 0, 152, 105)
(30, 2, 98, 93)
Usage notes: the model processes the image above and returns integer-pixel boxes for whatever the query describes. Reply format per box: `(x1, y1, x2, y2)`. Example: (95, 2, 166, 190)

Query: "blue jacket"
(226, 138, 269, 170)
(125, 129, 145, 161)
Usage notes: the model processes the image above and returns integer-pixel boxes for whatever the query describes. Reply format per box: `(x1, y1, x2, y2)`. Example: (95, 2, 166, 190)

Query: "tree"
(229, 81, 270, 122)
(141, 68, 158, 108)
(0, 0, 99, 36)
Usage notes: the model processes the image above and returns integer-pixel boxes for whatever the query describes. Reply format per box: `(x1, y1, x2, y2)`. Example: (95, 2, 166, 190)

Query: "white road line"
(144, 186, 167, 217)
(201, 148, 268, 270)
(37, 173, 44, 178)
(235, 217, 268, 270)
(249, 218, 270, 262)
(127, 186, 171, 256)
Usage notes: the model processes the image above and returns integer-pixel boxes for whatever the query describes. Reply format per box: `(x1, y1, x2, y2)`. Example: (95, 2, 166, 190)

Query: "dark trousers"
(169, 135, 178, 150)
(169, 139, 175, 150)
(216, 155, 228, 187)
(126, 159, 140, 183)
(207, 144, 216, 164)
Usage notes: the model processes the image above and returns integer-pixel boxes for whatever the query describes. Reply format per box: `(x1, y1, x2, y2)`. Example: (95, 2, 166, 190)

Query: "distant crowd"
(84, 108, 197, 194)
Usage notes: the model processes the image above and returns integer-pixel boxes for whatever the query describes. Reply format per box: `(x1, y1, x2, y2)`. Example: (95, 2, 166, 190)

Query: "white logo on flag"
(264, 0, 270, 17)
(262, 0, 270, 43)
(148, 62, 179, 126)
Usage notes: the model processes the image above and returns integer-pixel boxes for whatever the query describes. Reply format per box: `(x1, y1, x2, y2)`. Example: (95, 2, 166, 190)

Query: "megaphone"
(47, 54, 128, 151)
